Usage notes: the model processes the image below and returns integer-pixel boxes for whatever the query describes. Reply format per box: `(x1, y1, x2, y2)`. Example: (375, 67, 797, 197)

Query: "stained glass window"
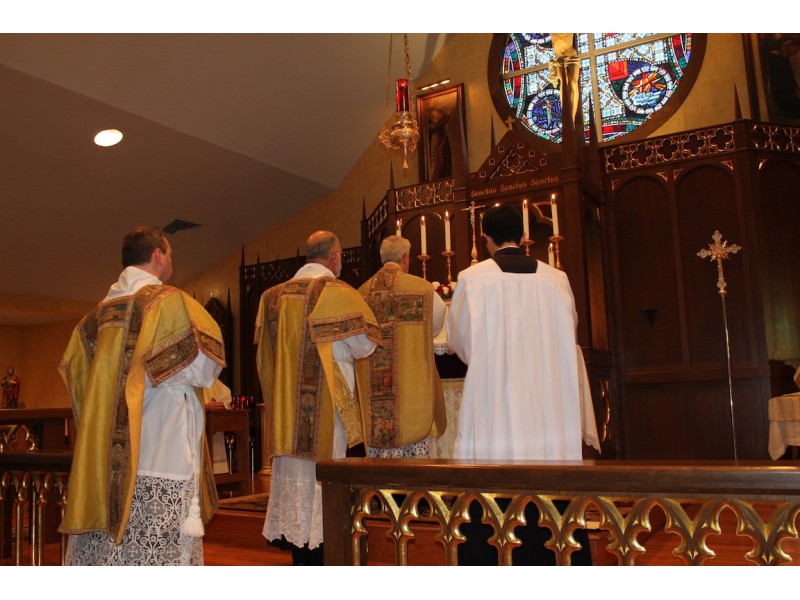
(498, 33, 697, 143)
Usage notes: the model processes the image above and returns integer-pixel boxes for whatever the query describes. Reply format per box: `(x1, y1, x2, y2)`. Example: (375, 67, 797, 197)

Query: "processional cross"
(697, 230, 742, 460)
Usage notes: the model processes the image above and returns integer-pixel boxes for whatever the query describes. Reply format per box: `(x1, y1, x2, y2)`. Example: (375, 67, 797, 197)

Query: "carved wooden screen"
(602, 121, 799, 460)
(204, 295, 234, 391)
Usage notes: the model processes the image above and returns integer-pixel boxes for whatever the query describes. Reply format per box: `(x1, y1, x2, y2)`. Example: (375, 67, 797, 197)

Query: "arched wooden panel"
(758, 160, 800, 362)
(613, 176, 682, 367)
(675, 165, 749, 364)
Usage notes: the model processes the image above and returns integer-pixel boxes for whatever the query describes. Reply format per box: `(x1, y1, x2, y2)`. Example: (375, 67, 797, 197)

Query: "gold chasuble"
(59, 285, 225, 543)
(256, 277, 381, 462)
(357, 264, 446, 448)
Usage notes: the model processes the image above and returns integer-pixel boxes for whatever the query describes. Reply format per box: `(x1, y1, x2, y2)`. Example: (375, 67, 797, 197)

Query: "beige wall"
(655, 33, 752, 135)
(0, 326, 24, 386)
(0, 319, 77, 408)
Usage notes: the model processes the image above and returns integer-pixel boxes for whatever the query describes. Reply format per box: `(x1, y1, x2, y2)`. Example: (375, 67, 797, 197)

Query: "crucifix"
(462, 200, 486, 265)
(697, 230, 742, 460)
(504, 115, 515, 130)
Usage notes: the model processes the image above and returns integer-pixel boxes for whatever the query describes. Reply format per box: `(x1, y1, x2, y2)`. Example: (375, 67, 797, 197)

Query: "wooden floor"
(5, 472, 799, 566)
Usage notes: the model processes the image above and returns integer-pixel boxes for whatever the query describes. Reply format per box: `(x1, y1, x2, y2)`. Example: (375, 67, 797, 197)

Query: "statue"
(2, 367, 20, 409)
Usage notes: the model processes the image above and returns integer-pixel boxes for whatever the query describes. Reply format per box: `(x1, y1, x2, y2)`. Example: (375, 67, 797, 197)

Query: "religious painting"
(758, 33, 800, 124)
(416, 83, 467, 184)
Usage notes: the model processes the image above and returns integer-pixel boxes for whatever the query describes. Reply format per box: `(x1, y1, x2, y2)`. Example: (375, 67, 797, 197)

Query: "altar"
(768, 392, 800, 460)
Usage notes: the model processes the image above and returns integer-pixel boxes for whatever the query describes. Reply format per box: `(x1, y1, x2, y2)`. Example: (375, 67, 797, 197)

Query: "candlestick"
(417, 253, 430, 281)
(444, 211, 451, 251)
(521, 237, 534, 256)
(522, 200, 530, 238)
(420, 216, 427, 255)
(396, 218, 402, 237)
(549, 234, 563, 270)
(551, 193, 560, 237)
(442, 250, 454, 283)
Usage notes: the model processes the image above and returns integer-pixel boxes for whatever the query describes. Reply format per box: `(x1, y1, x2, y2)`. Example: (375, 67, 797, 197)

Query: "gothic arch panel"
(613, 175, 682, 367)
(675, 165, 749, 364)
(758, 159, 800, 361)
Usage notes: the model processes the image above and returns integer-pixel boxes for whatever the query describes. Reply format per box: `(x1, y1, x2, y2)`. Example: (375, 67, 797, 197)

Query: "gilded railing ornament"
(345, 487, 800, 566)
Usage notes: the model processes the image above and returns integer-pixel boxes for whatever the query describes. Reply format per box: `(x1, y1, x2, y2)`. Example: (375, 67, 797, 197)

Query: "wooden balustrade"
(0, 453, 71, 566)
(318, 458, 800, 566)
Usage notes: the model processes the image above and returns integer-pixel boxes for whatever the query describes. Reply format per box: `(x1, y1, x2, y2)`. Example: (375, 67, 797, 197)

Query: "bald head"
(306, 230, 342, 277)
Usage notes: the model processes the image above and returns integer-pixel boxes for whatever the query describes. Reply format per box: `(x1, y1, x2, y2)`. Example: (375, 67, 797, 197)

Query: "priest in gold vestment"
(256, 231, 380, 565)
(356, 235, 447, 457)
(59, 226, 225, 565)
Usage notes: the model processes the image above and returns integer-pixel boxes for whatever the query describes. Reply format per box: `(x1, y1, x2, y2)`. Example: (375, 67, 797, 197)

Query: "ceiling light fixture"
(379, 34, 419, 170)
(94, 129, 123, 147)
(418, 78, 451, 93)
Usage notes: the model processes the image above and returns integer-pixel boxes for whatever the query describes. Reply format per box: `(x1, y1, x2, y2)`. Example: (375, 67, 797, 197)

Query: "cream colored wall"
(0, 326, 24, 387)
(654, 33, 752, 135)
(18, 320, 77, 407)
(183, 33, 754, 395)
(0, 319, 77, 408)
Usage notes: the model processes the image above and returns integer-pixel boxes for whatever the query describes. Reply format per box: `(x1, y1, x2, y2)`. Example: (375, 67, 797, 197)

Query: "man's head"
(482, 205, 524, 255)
(122, 226, 173, 282)
(379, 235, 411, 272)
(306, 230, 342, 277)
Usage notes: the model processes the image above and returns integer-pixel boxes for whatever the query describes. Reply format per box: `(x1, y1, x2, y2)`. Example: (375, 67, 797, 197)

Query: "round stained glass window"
(491, 33, 705, 144)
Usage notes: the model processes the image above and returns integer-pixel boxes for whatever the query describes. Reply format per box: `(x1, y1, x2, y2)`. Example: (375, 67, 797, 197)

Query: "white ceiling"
(0, 33, 447, 324)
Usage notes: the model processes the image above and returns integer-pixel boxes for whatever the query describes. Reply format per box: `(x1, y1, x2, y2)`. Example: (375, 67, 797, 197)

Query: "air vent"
(163, 219, 201, 234)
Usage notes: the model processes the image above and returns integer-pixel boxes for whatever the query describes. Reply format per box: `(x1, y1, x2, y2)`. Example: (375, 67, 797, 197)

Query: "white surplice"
(446, 258, 596, 461)
(261, 263, 377, 550)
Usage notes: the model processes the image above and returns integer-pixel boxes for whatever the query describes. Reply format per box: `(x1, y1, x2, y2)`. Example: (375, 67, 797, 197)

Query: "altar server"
(446, 204, 598, 565)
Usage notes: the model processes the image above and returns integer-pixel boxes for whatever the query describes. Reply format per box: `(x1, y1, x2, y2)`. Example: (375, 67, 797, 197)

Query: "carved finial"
(734, 85, 743, 120)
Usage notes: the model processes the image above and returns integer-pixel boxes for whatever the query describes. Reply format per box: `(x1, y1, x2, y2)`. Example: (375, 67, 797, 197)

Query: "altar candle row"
(413, 196, 559, 255)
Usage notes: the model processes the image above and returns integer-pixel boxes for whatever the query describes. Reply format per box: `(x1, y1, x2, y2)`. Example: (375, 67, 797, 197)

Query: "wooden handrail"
(318, 458, 800, 566)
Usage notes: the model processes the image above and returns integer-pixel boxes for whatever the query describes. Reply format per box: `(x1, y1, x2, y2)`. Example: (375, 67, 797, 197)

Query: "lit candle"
(420, 216, 427, 255)
(395, 78, 410, 112)
(396, 219, 402, 236)
(548, 243, 555, 267)
(444, 211, 451, 251)
(522, 200, 530, 239)
(551, 193, 560, 237)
